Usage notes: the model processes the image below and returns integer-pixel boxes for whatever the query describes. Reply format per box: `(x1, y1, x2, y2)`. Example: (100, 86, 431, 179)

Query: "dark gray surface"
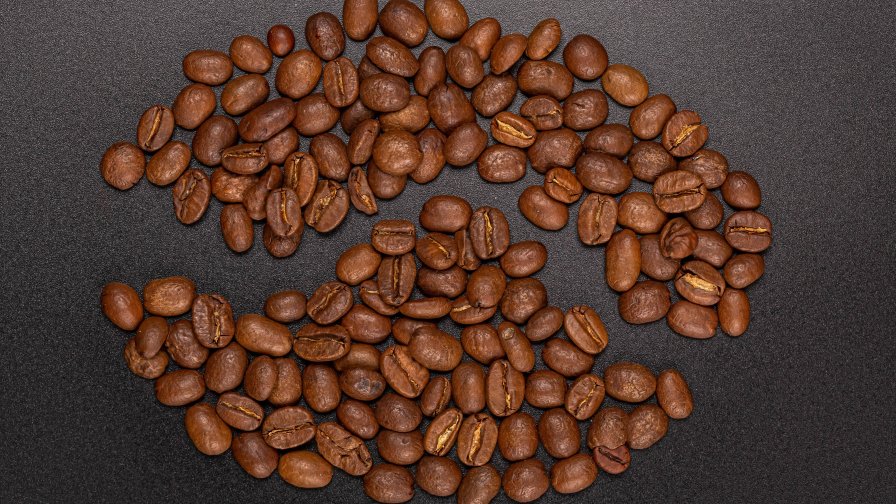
(1, 0, 895, 502)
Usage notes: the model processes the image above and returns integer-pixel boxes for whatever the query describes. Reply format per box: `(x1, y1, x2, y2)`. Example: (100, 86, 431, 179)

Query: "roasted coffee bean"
(235, 314, 291, 356)
(457, 413, 498, 466)
(371, 130, 422, 177)
(564, 305, 609, 354)
(276, 49, 322, 99)
(498, 412, 538, 461)
(724, 210, 772, 252)
(724, 253, 765, 289)
(361, 73, 411, 113)
(409, 325, 463, 371)
(101, 282, 142, 330)
(303, 364, 341, 413)
(335, 245, 381, 287)
(543, 167, 583, 203)
(172, 169, 212, 224)
(486, 359, 524, 417)
(252, 357, 296, 406)
(310, 133, 351, 182)
(416, 455, 463, 497)
(602, 63, 649, 106)
(369, 219, 415, 255)
(335, 343, 382, 372)
(244, 356, 277, 402)
(477, 145, 526, 183)
(518, 60, 574, 100)
(424, 407, 462, 456)
(617, 192, 666, 234)
(542, 338, 594, 378)
(305, 12, 345, 61)
(563, 34, 608, 80)
(719, 288, 750, 337)
(680, 148, 729, 189)
(604, 361, 656, 402)
(229, 34, 272, 73)
(526, 18, 561, 60)
(381, 345, 430, 398)
(593, 444, 631, 474)
(414, 46, 446, 96)
(528, 128, 582, 173)
(656, 369, 694, 419)
(359, 279, 400, 316)
(146, 141, 190, 186)
(419, 195, 471, 233)
(420, 376, 453, 417)
(294, 323, 351, 362)
(305, 281, 353, 325)
(566, 374, 606, 420)
(722, 171, 762, 210)
(497, 241, 545, 278)
(245, 165, 284, 220)
(563, 89, 609, 131)
(232, 431, 279, 479)
(518, 185, 569, 231)
(193, 116, 238, 167)
(123, 337, 168, 379)
(446, 43, 485, 88)
(136, 105, 174, 153)
(400, 297, 452, 319)
(640, 234, 680, 281)
(503, 459, 549, 503)
(100, 142, 144, 190)
(294, 93, 340, 136)
(204, 342, 248, 393)
(216, 392, 263, 431)
(239, 98, 296, 143)
(338, 399, 380, 440)
(279, 451, 333, 489)
(264, 189, 301, 239)
(619, 280, 671, 324)
(520, 95, 563, 131)
(364, 463, 415, 503)
(576, 151, 633, 195)
(173, 83, 216, 130)
(685, 192, 724, 230)
(584, 123, 635, 158)
(415, 233, 458, 270)
(212, 168, 257, 203)
(588, 407, 628, 450)
(675, 260, 726, 306)
(472, 73, 517, 117)
(525, 369, 567, 409)
(667, 300, 718, 339)
(629, 140, 677, 183)
(490, 33, 527, 74)
(539, 407, 581, 459)
(627, 404, 669, 449)
(660, 217, 698, 259)
(261, 290, 306, 324)
(460, 325, 504, 365)
(455, 229, 482, 271)
(379, 0, 429, 47)
(262, 222, 302, 258)
(255, 123, 293, 165)
(347, 120, 379, 167)
(460, 17, 501, 61)
(381, 96, 430, 132)
(468, 207, 510, 260)
(155, 369, 205, 406)
(183, 49, 232, 85)
(426, 0, 469, 40)
(412, 128, 447, 183)
(266, 23, 294, 55)
(662, 110, 708, 157)
(578, 193, 618, 246)
(341, 96, 377, 133)
(393, 319, 435, 346)
(184, 402, 231, 456)
(166, 319, 209, 368)
(375, 393, 423, 433)
(693, 229, 734, 268)
(317, 421, 373, 476)
(500, 278, 547, 324)
(342, 305, 391, 344)
(525, 306, 564, 342)
(630, 94, 676, 140)
(377, 253, 416, 306)
(343, 0, 378, 40)
(449, 362, 485, 414)
(498, 321, 535, 373)
(467, 265, 507, 308)
(304, 180, 349, 233)
(263, 405, 316, 449)
(134, 317, 167, 359)
(428, 82, 478, 133)
(189, 293, 235, 349)
(551, 453, 597, 494)
(340, 367, 387, 401)
(445, 122, 488, 166)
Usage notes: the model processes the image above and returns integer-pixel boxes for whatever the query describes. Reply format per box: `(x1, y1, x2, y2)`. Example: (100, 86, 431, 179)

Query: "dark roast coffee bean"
(477, 144, 527, 183)
(204, 342, 248, 393)
(381, 345, 430, 398)
(341, 304, 391, 344)
(525, 369, 567, 409)
(680, 148, 729, 189)
(184, 402, 231, 456)
(630, 94, 676, 140)
(629, 140, 677, 183)
(229, 35, 272, 73)
(445, 122, 488, 166)
(166, 319, 209, 369)
(498, 412, 538, 461)
(578, 193, 618, 246)
(542, 338, 594, 377)
(303, 364, 341, 413)
(155, 369, 205, 406)
(340, 367, 386, 402)
(276, 49, 322, 99)
(604, 361, 656, 402)
(563, 89, 608, 131)
(420, 375, 453, 417)
(500, 278, 547, 324)
(685, 192, 724, 230)
(263, 405, 316, 449)
(423, 407, 461, 456)
(518, 60, 574, 100)
(193, 115, 238, 167)
(593, 444, 631, 474)
(528, 128, 582, 173)
(724, 210, 773, 252)
(719, 288, 750, 337)
(446, 43, 485, 89)
(343, 0, 378, 41)
(269, 357, 302, 406)
(564, 305, 609, 355)
(304, 180, 349, 233)
(617, 191, 667, 234)
(602, 63, 648, 106)
(722, 171, 762, 209)
(183, 50, 232, 85)
(416, 455, 462, 497)
(525, 306, 564, 342)
(457, 413, 498, 466)
(693, 229, 734, 268)
(675, 260, 726, 306)
(659, 217, 698, 259)
(409, 325, 463, 371)
(294, 323, 351, 362)
(317, 421, 373, 476)
(306, 281, 353, 325)
(588, 407, 628, 450)
(216, 392, 263, 431)
(551, 454, 598, 495)
(335, 343, 382, 372)
(667, 300, 718, 339)
(656, 369, 694, 419)
(236, 314, 291, 356)
(576, 151, 633, 195)
(724, 253, 765, 289)
(123, 337, 168, 379)
(232, 431, 279, 479)
(136, 105, 174, 153)
(338, 399, 380, 440)
(363, 463, 414, 503)
(305, 12, 345, 61)
(619, 280, 671, 324)
(100, 142, 144, 191)
(627, 404, 669, 449)
(146, 141, 190, 186)
(469, 207, 510, 260)
(278, 451, 333, 489)
(486, 359, 524, 417)
(584, 123, 635, 158)
(662, 110, 708, 157)
(640, 234, 681, 281)
(472, 73, 517, 117)
(566, 373, 606, 421)
(460, 325, 504, 365)
(239, 98, 296, 143)
(310, 133, 351, 181)
(172, 83, 216, 130)
(503, 459, 549, 503)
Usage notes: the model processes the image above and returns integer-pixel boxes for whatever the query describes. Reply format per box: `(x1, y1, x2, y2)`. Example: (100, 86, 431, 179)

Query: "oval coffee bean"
(498, 412, 538, 462)
(503, 459, 549, 503)
(490, 33, 527, 74)
(100, 142, 144, 191)
(236, 314, 292, 356)
(204, 342, 249, 393)
(565, 373, 606, 420)
(498, 322, 535, 373)
(420, 195, 472, 232)
(563, 305, 609, 355)
(627, 404, 669, 449)
(653, 170, 707, 213)
(303, 364, 341, 413)
(216, 392, 264, 431)
(539, 408, 580, 459)
(674, 260, 726, 306)
(604, 361, 656, 403)
(542, 338, 594, 378)
(183, 50, 232, 85)
(422, 407, 461, 458)
(518, 60, 574, 100)
(381, 345, 430, 398)
(656, 369, 694, 419)
(629, 140, 677, 183)
(551, 453, 598, 494)
(667, 300, 719, 339)
(409, 325, 463, 372)
(577, 193, 617, 246)
(456, 413, 498, 467)
(232, 431, 279, 478)
(425, 0, 469, 40)
(155, 369, 205, 407)
(630, 94, 676, 140)
(724, 210, 773, 252)
(449, 362, 484, 414)
(184, 402, 232, 456)
(363, 463, 415, 503)
(123, 337, 168, 379)
(588, 407, 628, 450)
(221, 74, 270, 116)
(526, 18, 561, 60)
(101, 282, 143, 331)
(276, 49, 322, 99)
(304, 180, 349, 233)
(593, 444, 631, 475)
(469, 207, 510, 260)
(342, 305, 391, 344)
(602, 63, 648, 106)
(486, 359, 524, 417)
(146, 141, 190, 186)
(136, 105, 174, 153)
(563, 34, 608, 80)
(262, 406, 316, 449)
(230, 34, 272, 73)
(518, 185, 568, 231)
(619, 280, 671, 324)
(525, 306, 564, 342)
(500, 278, 547, 324)
(165, 319, 209, 368)
(460, 325, 504, 366)
(343, 0, 379, 41)
(279, 451, 333, 489)
(172, 169, 211, 224)
(459, 17, 501, 61)
(543, 167, 583, 203)
(379, 0, 429, 47)
(660, 217, 698, 260)
(191, 293, 235, 349)
(316, 421, 373, 476)
(525, 370, 567, 409)
(294, 323, 351, 362)
(338, 399, 380, 440)
(220, 204, 254, 253)
(340, 367, 387, 402)
(472, 73, 517, 117)
(416, 455, 462, 497)
(172, 83, 216, 130)
(719, 288, 751, 337)
(680, 148, 729, 189)
(724, 253, 765, 289)
(662, 110, 708, 157)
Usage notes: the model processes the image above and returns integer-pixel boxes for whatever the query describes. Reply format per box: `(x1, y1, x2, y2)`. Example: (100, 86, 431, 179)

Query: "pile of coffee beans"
(102, 197, 694, 502)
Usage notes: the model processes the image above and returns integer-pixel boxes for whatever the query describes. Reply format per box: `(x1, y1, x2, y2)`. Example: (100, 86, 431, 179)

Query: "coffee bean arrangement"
(103, 197, 696, 502)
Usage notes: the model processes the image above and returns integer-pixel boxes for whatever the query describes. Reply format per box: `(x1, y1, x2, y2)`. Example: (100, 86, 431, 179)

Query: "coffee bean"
(460, 325, 504, 365)
(630, 94, 676, 140)
(416, 375, 451, 418)
(528, 128, 582, 173)
(361, 73, 412, 113)
(261, 290, 306, 324)
(212, 169, 257, 203)
(183, 50, 233, 85)
(358, 279, 400, 316)
(279, 451, 333, 489)
(627, 404, 669, 449)
(172, 83, 216, 130)
(193, 115, 238, 167)
(606, 229, 641, 292)
(551, 453, 597, 494)
(155, 369, 205, 407)
(343, 0, 378, 40)
(369, 219, 415, 256)
(656, 369, 694, 419)
(303, 364, 341, 412)
(340, 367, 387, 401)
(294, 93, 340, 136)
(602, 63, 649, 106)
(542, 338, 594, 378)
(335, 343, 382, 372)
(719, 288, 750, 337)
(101, 282, 143, 330)
(619, 280, 671, 324)
(239, 98, 296, 144)
(414, 46, 446, 96)
(445, 122, 488, 166)
(400, 297, 452, 319)
(216, 392, 264, 431)
(539, 407, 580, 459)
(306, 281, 353, 325)
(100, 142, 144, 190)
(262, 222, 302, 258)
(310, 133, 351, 181)
(363, 463, 415, 503)
(184, 403, 232, 456)
(381, 95, 430, 132)
(123, 337, 168, 379)
(338, 399, 380, 440)
(136, 105, 174, 153)
(372, 130, 423, 176)
(454, 229, 483, 271)
(680, 148, 729, 189)
(500, 278, 547, 324)
(419, 195, 471, 233)
(584, 123, 635, 157)
(520, 95, 563, 131)
(685, 192, 724, 230)
(276, 49, 322, 99)
(722, 171, 762, 210)
(519, 185, 569, 231)
(662, 110, 708, 157)
(477, 144, 527, 183)
(262, 405, 316, 449)
(640, 234, 681, 281)
(422, 407, 460, 456)
(134, 317, 167, 359)
(371, 393, 421, 433)
(667, 300, 719, 339)
(244, 356, 277, 402)
(527, 19, 562, 61)
(448, 362, 484, 414)
(724, 210, 773, 252)
(472, 73, 517, 117)
(629, 140, 677, 183)
(577, 193, 617, 246)
(189, 293, 235, 349)
(232, 431, 279, 478)
(416, 455, 462, 497)
(409, 325, 463, 371)
(460, 17, 501, 61)
(245, 166, 284, 220)
(166, 319, 209, 368)
(304, 180, 349, 233)
(587, 407, 628, 450)
(564, 305, 609, 355)
(490, 33, 527, 74)
(415, 232, 458, 270)
(525, 369, 567, 409)
(693, 229, 734, 268)
(497, 412, 538, 462)
(235, 314, 291, 356)
(377, 253, 417, 307)
(204, 342, 248, 393)
(146, 141, 190, 186)
(525, 306, 564, 342)
(616, 192, 667, 234)
(428, 82, 476, 133)
(261, 124, 300, 163)
(380, 0, 429, 47)
(566, 373, 606, 420)
(563, 89, 609, 131)
(317, 421, 373, 476)
(592, 444, 631, 474)
(503, 459, 549, 503)
(674, 260, 726, 306)
(342, 304, 391, 344)
(381, 345, 430, 398)
(604, 361, 656, 402)
(305, 12, 345, 61)
(518, 60, 574, 100)
(469, 207, 510, 260)
(576, 151, 633, 195)
(294, 323, 351, 362)
(724, 253, 765, 289)
(499, 241, 547, 278)
(543, 167, 583, 204)
(417, 266, 466, 299)
(446, 43, 485, 88)
(457, 412, 498, 466)
(229, 35, 272, 73)
(497, 321, 534, 373)
(563, 34, 608, 80)
(659, 217, 698, 259)
(486, 359, 524, 417)
(171, 169, 212, 224)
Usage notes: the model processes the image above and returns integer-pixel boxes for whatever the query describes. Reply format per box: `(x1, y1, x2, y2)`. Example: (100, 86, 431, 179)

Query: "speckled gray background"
(1, 0, 894, 502)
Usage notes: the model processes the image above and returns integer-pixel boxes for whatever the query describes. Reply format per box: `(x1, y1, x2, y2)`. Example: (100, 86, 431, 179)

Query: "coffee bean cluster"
(102, 196, 694, 503)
